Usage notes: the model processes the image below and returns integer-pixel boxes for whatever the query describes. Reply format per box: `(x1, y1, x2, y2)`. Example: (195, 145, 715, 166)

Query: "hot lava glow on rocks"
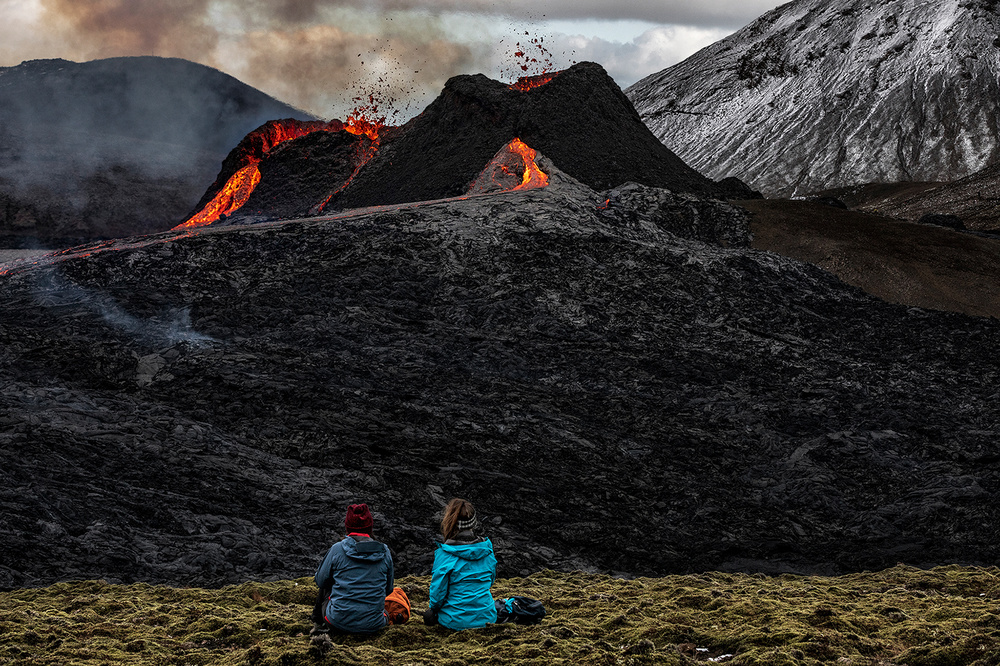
(509, 138, 548, 190)
(510, 72, 558, 92)
(176, 38, 569, 229)
(178, 163, 263, 230)
(466, 137, 549, 196)
(176, 115, 385, 230)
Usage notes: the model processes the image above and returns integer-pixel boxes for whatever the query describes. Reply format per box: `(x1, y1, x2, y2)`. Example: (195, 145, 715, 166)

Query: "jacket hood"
(342, 536, 387, 561)
(439, 537, 493, 561)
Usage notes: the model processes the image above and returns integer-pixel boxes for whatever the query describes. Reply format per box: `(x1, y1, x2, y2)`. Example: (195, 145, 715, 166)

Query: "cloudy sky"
(0, 0, 786, 121)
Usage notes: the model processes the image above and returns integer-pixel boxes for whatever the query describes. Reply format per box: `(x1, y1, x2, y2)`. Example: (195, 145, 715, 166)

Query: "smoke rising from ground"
(33, 270, 215, 347)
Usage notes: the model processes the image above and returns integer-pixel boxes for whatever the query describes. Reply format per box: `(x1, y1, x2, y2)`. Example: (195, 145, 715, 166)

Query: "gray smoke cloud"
(486, 0, 784, 29)
(15, 0, 783, 118)
(29, 0, 495, 118)
(233, 22, 489, 121)
(247, 0, 783, 28)
(40, 0, 219, 61)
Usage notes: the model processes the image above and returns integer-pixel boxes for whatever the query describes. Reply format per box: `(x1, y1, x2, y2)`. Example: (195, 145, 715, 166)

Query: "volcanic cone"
(332, 61, 753, 211)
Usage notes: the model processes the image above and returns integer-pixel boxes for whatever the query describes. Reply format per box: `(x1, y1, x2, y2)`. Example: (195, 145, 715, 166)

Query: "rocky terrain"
(2, 164, 999, 590)
(0, 57, 312, 246)
(627, 0, 1000, 197)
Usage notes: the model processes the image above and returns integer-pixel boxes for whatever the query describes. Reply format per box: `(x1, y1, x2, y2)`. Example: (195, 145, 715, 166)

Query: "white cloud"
(0, 0, 54, 64)
(544, 24, 733, 87)
(365, 0, 786, 29)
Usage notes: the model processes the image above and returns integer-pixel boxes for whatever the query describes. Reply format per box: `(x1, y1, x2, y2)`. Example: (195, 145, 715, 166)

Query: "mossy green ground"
(2, 565, 1000, 665)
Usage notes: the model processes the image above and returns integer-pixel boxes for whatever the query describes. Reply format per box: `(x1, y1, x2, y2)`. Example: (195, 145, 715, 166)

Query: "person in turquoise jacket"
(424, 498, 498, 630)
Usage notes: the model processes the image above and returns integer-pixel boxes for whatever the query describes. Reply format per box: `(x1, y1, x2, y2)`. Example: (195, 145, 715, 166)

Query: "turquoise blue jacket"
(429, 537, 497, 630)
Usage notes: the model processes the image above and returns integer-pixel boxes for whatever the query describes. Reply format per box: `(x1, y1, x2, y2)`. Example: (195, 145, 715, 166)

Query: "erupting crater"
(509, 73, 558, 92)
(178, 62, 752, 228)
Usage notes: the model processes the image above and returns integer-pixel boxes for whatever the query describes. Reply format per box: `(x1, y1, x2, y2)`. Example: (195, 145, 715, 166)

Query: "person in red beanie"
(312, 503, 410, 634)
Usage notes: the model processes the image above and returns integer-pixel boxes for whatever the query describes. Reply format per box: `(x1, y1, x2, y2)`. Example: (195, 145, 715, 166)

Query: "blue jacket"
(429, 537, 497, 630)
(314, 536, 394, 633)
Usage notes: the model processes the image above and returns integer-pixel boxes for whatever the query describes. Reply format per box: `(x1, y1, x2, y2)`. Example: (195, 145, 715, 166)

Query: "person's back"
(316, 534, 393, 633)
(425, 498, 498, 630)
(313, 503, 408, 634)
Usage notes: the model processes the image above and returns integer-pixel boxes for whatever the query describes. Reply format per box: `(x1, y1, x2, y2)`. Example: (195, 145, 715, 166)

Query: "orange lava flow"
(178, 164, 262, 229)
(176, 117, 380, 230)
(176, 120, 341, 230)
(509, 138, 548, 190)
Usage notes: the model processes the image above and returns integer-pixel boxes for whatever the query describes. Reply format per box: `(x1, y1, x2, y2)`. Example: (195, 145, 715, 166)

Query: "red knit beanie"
(345, 503, 374, 532)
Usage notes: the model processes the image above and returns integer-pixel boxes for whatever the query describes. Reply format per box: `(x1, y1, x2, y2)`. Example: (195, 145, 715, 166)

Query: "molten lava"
(179, 163, 263, 229)
(510, 73, 558, 92)
(177, 119, 347, 229)
(509, 138, 548, 190)
(466, 138, 549, 195)
(176, 114, 385, 230)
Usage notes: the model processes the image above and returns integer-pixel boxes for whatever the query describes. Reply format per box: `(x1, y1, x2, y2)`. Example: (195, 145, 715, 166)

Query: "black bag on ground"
(495, 596, 546, 624)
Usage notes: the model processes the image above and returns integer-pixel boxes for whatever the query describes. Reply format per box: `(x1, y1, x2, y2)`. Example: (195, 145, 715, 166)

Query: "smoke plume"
(33, 270, 215, 347)
(40, 0, 219, 62)
(8, 0, 778, 119)
(239, 24, 485, 121)
(30, 0, 493, 118)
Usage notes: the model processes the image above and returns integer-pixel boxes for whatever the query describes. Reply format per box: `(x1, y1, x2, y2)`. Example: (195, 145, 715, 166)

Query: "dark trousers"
(312, 588, 329, 624)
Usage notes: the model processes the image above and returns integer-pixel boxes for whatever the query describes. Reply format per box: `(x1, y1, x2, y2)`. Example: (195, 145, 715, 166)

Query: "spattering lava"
(510, 73, 558, 92)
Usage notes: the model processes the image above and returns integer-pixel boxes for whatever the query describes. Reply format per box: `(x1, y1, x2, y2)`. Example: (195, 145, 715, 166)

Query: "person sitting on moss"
(312, 503, 410, 634)
(423, 498, 498, 630)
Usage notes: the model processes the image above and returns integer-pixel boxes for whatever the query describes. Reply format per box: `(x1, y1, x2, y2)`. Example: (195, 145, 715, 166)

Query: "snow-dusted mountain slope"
(627, 0, 1000, 197)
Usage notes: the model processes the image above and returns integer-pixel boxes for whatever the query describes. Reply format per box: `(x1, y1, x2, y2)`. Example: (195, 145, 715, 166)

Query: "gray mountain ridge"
(0, 56, 314, 244)
(626, 0, 1000, 197)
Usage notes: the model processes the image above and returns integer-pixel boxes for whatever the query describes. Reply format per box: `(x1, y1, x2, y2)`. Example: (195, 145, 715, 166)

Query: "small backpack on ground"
(495, 596, 546, 625)
(385, 587, 411, 625)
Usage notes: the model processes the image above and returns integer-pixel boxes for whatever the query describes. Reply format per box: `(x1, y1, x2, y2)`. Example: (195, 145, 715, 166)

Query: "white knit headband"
(456, 511, 478, 530)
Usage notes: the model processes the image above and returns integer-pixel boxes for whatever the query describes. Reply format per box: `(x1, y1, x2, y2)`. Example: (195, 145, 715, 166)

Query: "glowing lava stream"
(508, 138, 548, 190)
(178, 164, 262, 230)
(176, 119, 383, 230)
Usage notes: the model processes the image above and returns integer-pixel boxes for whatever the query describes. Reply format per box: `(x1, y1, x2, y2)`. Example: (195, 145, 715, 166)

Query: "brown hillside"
(743, 198, 1000, 318)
